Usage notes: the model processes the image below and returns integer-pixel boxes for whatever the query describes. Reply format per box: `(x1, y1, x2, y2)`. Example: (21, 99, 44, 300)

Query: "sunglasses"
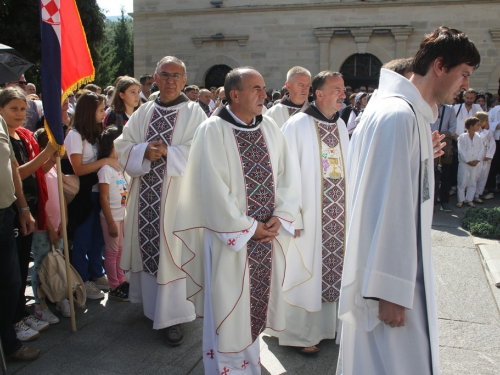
(16, 81, 28, 86)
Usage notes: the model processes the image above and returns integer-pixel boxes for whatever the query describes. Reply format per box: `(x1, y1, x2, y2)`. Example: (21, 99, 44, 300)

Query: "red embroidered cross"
(241, 360, 249, 369)
(242, 229, 249, 233)
(206, 349, 214, 359)
(228, 239, 236, 246)
(221, 367, 230, 375)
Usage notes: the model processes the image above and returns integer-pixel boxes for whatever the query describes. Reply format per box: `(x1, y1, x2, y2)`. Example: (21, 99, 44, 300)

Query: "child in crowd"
(64, 92, 120, 299)
(0, 87, 57, 341)
(103, 76, 141, 131)
(457, 117, 483, 208)
(474, 112, 496, 202)
(31, 129, 71, 321)
(98, 126, 129, 301)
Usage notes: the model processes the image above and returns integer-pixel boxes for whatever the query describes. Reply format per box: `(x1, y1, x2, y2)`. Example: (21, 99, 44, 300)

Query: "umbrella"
(0, 43, 33, 84)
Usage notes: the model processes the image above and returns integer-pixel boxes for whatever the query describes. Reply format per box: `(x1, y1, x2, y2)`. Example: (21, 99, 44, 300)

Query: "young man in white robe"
(269, 71, 349, 354)
(174, 67, 300, 375)
(266, 66, 311, 128)
(114, 56, 206, 345)
(338, 27, 481, 375)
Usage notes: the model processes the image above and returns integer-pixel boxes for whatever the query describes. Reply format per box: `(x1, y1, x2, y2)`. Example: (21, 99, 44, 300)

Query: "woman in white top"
(64, 92, 120, 299)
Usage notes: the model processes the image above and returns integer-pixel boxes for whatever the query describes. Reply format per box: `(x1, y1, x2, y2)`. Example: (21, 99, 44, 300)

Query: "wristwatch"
(18, 206, 30, 212)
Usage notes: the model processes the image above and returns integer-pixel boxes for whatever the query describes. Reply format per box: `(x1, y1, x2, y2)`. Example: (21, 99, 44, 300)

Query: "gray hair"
(311, 71, 342, 100)
(286, 66, 311, 82)
(156, 56, 187, 74)
(224, 66, 256, 105)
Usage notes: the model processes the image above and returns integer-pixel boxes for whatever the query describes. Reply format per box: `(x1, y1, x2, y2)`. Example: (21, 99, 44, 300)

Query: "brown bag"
(441, 136, 454, 165)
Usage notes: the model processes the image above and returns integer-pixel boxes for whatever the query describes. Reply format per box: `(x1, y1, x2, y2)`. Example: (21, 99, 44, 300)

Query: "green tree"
(112, 7, 134, 78)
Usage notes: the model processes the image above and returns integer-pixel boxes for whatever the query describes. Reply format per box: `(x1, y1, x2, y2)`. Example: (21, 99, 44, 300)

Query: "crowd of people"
(0, 26, 489, 375)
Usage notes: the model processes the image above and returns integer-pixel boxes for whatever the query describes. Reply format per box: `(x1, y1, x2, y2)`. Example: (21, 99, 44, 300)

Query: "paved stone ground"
(5, 197, 500, 374)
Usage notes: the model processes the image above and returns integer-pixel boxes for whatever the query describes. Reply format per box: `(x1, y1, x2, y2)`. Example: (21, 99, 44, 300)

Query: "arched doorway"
(204, 64, 232, 88)
(339, 54, 382, 90)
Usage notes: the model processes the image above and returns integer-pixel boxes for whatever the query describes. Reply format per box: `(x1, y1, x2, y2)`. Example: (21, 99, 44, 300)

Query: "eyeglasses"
(16, 81, 27, 86)
(157, 72, 185, 81)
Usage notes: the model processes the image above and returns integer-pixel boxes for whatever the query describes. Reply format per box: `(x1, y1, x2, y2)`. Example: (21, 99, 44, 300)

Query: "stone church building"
(132, 0, 500, 91)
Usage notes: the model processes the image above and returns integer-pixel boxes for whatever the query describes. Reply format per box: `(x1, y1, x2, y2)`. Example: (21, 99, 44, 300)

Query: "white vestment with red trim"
(174, 107, 300, 374)
(115, 97, 206, 329)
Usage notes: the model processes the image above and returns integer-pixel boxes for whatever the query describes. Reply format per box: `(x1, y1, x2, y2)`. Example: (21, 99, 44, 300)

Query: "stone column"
(314, 30, 334, 71)
(391, 27, 413, 59)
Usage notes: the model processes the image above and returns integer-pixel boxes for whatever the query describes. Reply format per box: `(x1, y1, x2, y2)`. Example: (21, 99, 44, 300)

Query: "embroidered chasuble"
(139, 106, 178, 276)
(233, 127, 276, 342)
(316, 120, 346, 303)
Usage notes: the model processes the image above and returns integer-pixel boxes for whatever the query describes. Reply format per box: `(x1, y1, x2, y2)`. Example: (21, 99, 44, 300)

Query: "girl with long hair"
(103, 76, 141, 131)
(64, 92, 119, 300)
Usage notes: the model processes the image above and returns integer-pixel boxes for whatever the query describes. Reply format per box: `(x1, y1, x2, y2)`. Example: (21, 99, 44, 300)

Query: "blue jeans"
(30, 232, 64, 304)
(72, 192, 105, 282)
(0, 207, 22, 356)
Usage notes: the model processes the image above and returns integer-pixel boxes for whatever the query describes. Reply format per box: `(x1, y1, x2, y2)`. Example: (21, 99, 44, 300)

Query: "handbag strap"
(438, 105, 446, 132)
(455, 103, 463, 118)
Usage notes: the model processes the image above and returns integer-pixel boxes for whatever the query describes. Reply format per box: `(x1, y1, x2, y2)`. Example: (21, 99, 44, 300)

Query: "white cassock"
(174, 105, 299, 375)
(265, 95, 303, 129)
(457, 132, 483, 203)
(115, 95, 206, 329)
(267, 101, 349, 348)
(476, 128, 496, 197)
(338, 69, 439, 375)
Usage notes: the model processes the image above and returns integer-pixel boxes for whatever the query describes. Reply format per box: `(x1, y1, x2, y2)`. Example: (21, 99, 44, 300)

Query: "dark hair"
(413, 26, 481, 76)
(184, 85, 199, 93)
(99, 126, 121, 159)
(140, 74, 153, 85)
(383, 57, 414, 77)
(311, 71, 342, 100)
(110, 76, 141, 113)
(224, 67, 255, 105)
(150, 82, 159, 94)
(72, 92, 106, 145)
(475, 94, 486, 102)
(84, 83, 101, 93)
(0, 86, 27, 108)
(464, 116, 480, 129)
(34, 128, 49, 148)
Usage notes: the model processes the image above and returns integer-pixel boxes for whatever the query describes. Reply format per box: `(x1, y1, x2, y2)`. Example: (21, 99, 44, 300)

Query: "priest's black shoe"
(165, 324, 184, 346)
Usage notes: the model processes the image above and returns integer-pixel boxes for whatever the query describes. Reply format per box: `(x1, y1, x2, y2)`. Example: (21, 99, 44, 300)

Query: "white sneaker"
(22, 315, 50, 332)
(56, 299, 71, 318)
(34, 304, 59, 324)
(85, 281, 105, 299)
(483, 193, 494, 200)
(14, 321, 40, 342)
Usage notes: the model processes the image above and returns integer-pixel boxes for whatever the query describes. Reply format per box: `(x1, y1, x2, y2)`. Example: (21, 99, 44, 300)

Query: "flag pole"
(55, 154, 77, 332)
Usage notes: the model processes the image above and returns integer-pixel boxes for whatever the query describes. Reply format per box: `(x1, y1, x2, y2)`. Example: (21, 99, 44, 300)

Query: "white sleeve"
(487, 136, 497, 159)
(64, 130, 83, 158)
(124, 142, 151, 178)
(278, 218, 294, 237)
(214, 220, 258, 252)
(98, 166, 112, 185)
(347, 111, 356, 134)
(166, 145, 188, 177)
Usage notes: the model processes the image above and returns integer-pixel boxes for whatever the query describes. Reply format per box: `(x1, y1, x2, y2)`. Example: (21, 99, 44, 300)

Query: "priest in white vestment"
(270, 71, 349, 354)
(266, 66, 311, 128)
(174, 68, 300, 375)
(338, 27, 481, 375)
(115, 56, 206, 345)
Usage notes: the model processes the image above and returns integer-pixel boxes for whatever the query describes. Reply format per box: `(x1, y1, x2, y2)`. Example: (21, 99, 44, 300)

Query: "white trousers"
(457, 161, 480, 203)
(129, 271, 195, 330)
(475, 160, 492, 198)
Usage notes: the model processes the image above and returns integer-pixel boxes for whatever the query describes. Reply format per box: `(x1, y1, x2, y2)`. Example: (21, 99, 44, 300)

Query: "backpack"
(37, 246, 86, 308)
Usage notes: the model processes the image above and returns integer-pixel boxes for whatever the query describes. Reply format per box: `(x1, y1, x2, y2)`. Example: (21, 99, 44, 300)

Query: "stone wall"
(132, 0, 500, 91)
